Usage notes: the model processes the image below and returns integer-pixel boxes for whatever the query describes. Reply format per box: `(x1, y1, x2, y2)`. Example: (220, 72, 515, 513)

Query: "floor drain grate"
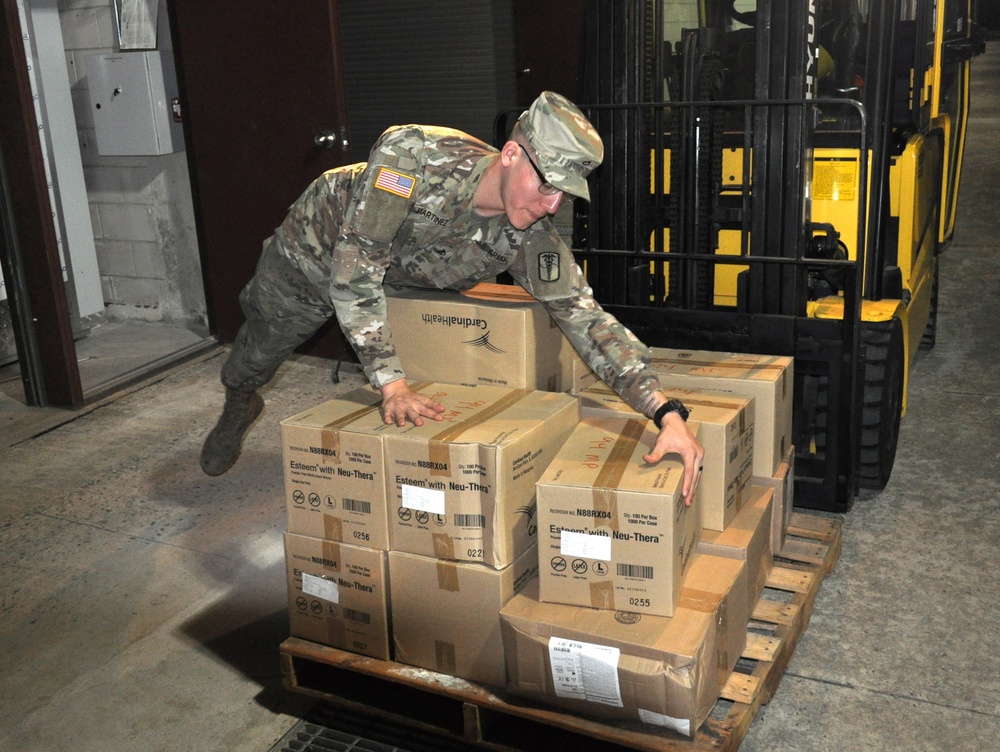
(267, 704, 481, 752)
(268, 720, 412, 752)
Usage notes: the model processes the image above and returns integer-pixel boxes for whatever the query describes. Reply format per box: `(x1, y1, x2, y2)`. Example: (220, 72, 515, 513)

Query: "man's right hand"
(379, 379, 446, 427)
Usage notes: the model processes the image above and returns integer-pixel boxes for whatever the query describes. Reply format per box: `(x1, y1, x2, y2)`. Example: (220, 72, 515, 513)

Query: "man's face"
(501, 144, 565, 230)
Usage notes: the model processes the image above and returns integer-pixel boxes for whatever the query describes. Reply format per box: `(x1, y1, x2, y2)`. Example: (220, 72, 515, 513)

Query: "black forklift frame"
(562, 0, 903, 512)
(570, 97, 868, 514)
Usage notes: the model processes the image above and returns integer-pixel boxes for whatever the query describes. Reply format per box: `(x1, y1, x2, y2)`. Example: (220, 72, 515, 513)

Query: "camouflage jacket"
(272, 124, 661, 414)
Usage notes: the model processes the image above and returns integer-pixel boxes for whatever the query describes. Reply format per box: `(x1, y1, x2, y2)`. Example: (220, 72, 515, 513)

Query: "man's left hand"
(642, 411, 705, 507)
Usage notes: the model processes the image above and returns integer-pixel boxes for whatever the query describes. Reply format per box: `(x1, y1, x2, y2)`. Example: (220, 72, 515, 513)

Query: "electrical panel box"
(88, 51, 184, 156)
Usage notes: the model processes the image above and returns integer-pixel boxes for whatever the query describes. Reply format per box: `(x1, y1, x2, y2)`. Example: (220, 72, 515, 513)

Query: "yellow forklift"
(568, 0, 984, 511)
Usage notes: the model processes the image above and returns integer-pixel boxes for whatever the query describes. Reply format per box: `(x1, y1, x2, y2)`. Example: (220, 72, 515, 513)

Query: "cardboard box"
(385, 284, 574, 392)
(389, 545, 538, 688)
(466, 283, 606, 395)
(280, 388, 392, 550)
(284, 533, 391, 660)
(755, 446, 795, 554)
(535, 416, 699, 617)
(500, 554, 748, 737)
(386, 383, 579, 569)
(697, 485, 774, 607)
(649, 348, 793, 478)
(577, 383, 755, 532)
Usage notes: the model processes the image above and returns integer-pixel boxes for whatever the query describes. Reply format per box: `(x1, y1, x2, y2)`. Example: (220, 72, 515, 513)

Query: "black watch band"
(653, 399, 689, 429)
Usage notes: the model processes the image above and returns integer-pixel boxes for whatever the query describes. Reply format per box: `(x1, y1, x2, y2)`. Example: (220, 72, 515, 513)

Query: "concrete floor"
(1, 349, 367, 751)
(1, 43, 998, 752)
(1, 319, 212, 449)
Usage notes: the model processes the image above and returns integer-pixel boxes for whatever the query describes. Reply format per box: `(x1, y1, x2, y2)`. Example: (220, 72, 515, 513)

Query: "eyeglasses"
(518, 144, 561, 195)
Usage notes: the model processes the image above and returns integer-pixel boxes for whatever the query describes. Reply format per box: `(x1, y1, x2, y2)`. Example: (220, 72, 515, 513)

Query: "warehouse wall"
(56, 0, 204, 325)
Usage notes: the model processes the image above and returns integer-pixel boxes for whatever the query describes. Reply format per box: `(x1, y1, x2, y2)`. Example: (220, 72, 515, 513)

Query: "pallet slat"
(751, 598, 799, 626)
(742, 633, 780, 662)
(719, 673, 758, 704)
(766, 566, 815, 593)
(786, 511, 837, 538)
(778, 538, 829, 566)
(281, 513, 842, 752)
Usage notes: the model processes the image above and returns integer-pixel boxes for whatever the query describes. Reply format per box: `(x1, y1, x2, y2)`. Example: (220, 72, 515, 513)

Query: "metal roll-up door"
(339, 0, 518, 161)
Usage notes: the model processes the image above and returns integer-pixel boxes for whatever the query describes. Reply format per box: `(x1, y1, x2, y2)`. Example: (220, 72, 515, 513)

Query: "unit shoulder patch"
(524, 230, 574, 298)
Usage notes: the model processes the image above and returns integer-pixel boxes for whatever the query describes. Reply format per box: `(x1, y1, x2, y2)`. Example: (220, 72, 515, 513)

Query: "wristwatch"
(653, 399, 690, 429)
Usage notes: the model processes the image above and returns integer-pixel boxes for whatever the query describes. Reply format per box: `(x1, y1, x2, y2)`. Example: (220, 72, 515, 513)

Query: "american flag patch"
(374, 167, 416, 199)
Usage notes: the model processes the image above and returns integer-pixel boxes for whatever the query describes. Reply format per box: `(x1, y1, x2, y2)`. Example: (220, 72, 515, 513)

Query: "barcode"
(454, 514, 486, 527)
(343, 608, 371, 625)
(343, 498, 371, 514)
(617, 563, 654, 579)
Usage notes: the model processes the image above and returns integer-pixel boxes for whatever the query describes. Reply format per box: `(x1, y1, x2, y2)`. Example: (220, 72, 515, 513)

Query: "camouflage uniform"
(222, 124, 662, 415)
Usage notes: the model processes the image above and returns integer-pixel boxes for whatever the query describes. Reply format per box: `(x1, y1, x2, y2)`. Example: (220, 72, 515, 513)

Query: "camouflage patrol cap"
(518, 91, 603, 201)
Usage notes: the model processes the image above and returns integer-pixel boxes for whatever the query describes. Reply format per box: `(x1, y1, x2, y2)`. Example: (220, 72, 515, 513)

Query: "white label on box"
(637, 707, 691, 736)
(548, 637, 623, 707)
(302, 572, 339, 604)
(560, 530, 612, 561)
(401, 484, 446, 515)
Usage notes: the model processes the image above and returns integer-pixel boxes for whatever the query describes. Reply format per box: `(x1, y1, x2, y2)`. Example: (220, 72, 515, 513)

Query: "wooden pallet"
(280, 511, 841, 752)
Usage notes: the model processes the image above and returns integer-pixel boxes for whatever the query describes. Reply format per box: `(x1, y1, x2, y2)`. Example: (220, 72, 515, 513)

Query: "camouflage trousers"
(220, 236, 336, 393)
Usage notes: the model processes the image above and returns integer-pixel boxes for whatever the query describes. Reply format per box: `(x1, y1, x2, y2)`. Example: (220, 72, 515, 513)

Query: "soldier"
(201, 91, 705, 502)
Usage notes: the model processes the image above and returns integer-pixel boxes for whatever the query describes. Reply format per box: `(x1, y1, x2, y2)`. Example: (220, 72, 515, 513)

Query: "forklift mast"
(571, 0, 906, 512)
(567, 0, 983, 511)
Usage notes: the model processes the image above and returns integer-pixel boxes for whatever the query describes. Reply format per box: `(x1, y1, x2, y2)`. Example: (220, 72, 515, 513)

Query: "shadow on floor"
(177, 563, 317, 718)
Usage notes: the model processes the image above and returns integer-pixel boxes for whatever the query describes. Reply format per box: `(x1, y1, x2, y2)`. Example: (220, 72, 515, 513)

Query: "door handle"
(314, 129, 338, 149)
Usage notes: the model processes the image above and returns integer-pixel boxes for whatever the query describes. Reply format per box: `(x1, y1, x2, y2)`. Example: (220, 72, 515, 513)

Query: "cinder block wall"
(58, 0, 205, 326)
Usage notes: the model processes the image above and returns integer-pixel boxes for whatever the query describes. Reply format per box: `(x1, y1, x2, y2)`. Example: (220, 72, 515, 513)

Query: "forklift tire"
(858, 318, 905, 490)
